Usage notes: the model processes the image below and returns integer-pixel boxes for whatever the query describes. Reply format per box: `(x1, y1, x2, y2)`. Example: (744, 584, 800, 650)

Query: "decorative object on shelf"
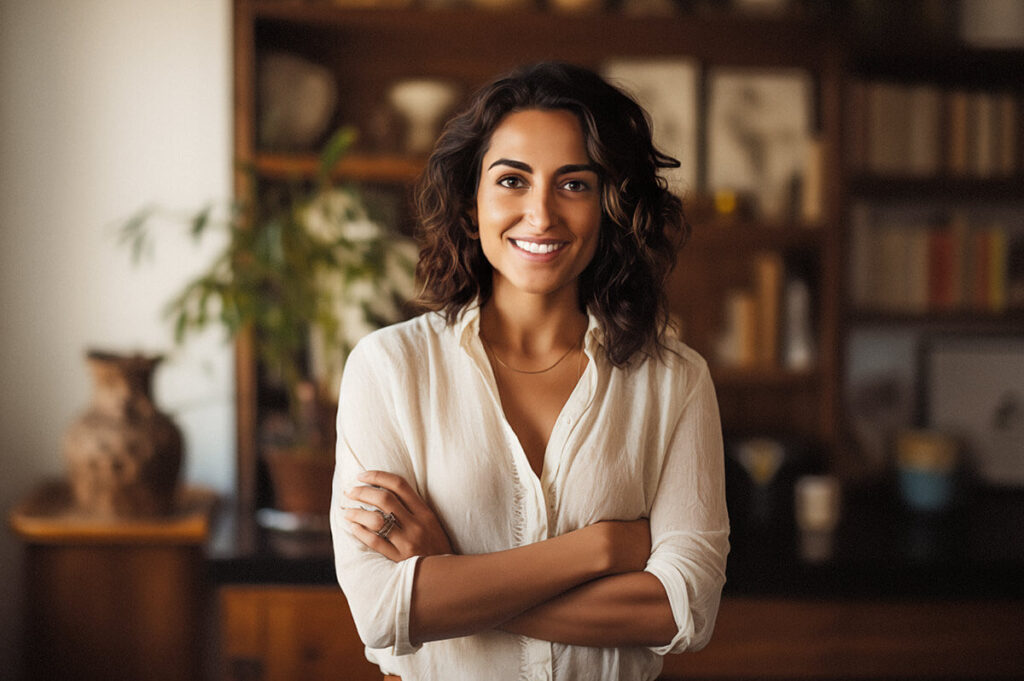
(959, 0, 1024, 49)
(926, 336, 1024, 488)
(707, 67, 813, 221)
(120, 128, 417, 516)
(794, 474, 840, 562)
(783, 278, 815, 370)
(258, 51, 338, 152)
(387, 78, 461, 155)
(603, 58, 699, 197)
(895, 429, 960, 513)
(63, 351, 183, 517)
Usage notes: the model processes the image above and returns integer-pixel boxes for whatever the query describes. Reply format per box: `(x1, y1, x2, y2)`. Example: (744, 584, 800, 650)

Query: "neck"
(480, 284, 587, 357)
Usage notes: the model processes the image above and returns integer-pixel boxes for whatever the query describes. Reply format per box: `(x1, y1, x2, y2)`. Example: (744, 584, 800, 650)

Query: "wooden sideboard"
(215, 584, 1024, 681)
(9, 481, 217, 681)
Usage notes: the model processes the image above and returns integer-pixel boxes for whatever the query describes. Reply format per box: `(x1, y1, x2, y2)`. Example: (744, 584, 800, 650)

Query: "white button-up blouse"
(330, 306, 730, 681)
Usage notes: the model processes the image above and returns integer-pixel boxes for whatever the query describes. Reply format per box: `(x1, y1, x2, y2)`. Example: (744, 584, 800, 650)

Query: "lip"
(509, 237, 568, 262)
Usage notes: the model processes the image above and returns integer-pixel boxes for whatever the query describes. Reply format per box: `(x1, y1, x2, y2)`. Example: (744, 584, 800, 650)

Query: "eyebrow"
(487, 158, 597, 175)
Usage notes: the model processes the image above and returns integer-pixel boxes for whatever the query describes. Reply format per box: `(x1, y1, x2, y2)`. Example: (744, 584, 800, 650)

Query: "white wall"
(0, 1, 233, 676)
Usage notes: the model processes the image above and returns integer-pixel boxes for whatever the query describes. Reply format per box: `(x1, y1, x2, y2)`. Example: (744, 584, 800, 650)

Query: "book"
(753, 252, 784, 366)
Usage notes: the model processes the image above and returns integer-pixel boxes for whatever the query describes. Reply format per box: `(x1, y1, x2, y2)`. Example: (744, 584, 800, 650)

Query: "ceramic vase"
(64, 351, 183, 517)
(388, 79, 460, 154)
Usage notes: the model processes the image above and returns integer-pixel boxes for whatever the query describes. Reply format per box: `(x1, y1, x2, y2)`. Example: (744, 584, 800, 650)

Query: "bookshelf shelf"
(711, 365, 819, 388)
(687, 221, 825, 251)
(848, 310, 1024, 333)
(254, 152, 425, 184)
(848, 175, 1024, 201)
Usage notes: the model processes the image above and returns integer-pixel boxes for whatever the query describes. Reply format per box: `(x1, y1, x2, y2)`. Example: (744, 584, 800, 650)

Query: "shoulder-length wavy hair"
(415, 61, 688, 367)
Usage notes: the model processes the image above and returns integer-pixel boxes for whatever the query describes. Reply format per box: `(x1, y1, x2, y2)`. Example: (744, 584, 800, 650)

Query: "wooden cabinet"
(216, 586, 1024, 680)
(219, 585, 379, 681)
(9, 481, 216, 681)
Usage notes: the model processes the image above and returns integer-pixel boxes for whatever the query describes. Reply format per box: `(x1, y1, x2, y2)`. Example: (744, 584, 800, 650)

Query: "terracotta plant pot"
(264, 446, 335, 517)
(63, 351, 183, 517)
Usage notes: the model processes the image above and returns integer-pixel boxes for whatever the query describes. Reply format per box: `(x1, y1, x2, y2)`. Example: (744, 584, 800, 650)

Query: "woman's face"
(471, 108, 602, 303)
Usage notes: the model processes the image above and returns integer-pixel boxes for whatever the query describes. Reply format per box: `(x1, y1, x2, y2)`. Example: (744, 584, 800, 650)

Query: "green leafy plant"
(120, 128, 417, 449)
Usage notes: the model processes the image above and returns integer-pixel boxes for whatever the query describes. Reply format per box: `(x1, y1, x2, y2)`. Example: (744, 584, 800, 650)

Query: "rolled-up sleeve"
(330, 338, 422, 656)
(644, 361, 730, 655)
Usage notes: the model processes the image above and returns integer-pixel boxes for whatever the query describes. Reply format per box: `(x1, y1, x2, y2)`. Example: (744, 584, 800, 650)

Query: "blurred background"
(1, 1, 1022, 680)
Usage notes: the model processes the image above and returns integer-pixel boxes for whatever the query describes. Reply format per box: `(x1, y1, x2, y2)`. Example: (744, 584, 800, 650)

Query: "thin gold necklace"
(482, 331, 585, 375)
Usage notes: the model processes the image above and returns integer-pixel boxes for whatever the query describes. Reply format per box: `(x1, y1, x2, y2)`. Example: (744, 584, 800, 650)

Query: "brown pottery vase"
(63, 351, 183, 517)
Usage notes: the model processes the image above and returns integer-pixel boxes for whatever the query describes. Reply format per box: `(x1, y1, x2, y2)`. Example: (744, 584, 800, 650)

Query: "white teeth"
(512, 239, 562, 254)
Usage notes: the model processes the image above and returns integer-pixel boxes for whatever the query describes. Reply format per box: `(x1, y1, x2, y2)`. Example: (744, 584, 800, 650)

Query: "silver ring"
(375, 510, 397, 540)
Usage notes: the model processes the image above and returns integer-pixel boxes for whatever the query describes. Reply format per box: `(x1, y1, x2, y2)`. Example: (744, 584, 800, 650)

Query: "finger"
(345, 484, 408, 520)
(358, 470, 431, 517)
(344, 507, 399, 535)
(348, 522, 402, 562)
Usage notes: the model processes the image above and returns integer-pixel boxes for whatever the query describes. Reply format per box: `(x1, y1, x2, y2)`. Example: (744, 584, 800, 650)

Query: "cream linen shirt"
(331, 306, 729, 681)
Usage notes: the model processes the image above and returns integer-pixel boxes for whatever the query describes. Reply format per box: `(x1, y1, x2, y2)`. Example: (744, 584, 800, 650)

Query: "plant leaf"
(318, 126, 358, 184)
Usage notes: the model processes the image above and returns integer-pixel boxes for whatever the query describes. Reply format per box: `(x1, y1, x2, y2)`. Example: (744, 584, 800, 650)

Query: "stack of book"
(718, 252, 786, 369)
(850, 207, 1023, 314)
(847, 80, 1020, 179)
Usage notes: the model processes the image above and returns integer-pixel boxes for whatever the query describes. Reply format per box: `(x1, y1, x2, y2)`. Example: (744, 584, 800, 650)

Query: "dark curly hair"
(414, 61, 688, 367)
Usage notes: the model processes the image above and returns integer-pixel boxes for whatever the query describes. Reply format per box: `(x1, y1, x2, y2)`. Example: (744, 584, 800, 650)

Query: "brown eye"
(562, 179, 590, 192)
(498, 176, 527, 189)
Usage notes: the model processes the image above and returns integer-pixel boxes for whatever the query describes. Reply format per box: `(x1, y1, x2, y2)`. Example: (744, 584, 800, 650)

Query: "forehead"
(483, 109, 590, 164)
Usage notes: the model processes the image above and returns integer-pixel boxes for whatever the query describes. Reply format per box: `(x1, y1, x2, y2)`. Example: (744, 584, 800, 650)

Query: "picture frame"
(925, 336, 1024, 486)
(706, 67, 814, 220)
(602, 58, 699, 198)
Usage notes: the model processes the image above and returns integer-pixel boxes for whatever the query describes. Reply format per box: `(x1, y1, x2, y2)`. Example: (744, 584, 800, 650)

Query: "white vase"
(388, 79, 460, 154)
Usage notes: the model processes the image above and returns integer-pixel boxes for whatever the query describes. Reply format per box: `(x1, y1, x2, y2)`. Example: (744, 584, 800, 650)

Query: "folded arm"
(345, 471, 652, 646)
(499, 571, 677, 647)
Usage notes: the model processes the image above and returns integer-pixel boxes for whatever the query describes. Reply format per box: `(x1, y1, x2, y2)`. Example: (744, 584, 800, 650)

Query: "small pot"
(264, 446, 335, 517)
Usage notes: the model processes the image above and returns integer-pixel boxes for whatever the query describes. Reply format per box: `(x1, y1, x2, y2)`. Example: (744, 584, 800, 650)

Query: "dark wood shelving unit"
(232, 0, 847, 516)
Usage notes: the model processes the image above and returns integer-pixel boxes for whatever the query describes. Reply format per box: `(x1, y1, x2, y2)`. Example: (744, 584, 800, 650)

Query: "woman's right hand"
(344, 470, 455, 562)
(590, 518, 651, 576)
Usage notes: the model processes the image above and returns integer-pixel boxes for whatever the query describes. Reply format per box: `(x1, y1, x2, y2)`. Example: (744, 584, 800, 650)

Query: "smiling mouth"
(510, 239, 566, 255)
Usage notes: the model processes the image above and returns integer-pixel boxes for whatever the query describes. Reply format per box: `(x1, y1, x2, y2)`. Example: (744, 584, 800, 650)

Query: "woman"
(331, 62, 729, 681)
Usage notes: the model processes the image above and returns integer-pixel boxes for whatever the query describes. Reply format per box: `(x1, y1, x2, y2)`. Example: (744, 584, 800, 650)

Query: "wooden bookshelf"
(232, 0, 846, 514)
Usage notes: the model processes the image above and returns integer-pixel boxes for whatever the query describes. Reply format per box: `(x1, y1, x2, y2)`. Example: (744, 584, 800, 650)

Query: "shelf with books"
(845, 77, 1021, 181)
(848, 205, 1024, 319)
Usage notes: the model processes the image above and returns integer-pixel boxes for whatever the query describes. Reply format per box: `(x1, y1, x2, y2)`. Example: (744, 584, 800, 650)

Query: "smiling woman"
(330, 62, 728, 681)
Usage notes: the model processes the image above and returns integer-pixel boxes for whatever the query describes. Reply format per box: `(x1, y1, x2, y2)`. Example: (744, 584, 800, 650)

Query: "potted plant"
(121, 128, 417, 517)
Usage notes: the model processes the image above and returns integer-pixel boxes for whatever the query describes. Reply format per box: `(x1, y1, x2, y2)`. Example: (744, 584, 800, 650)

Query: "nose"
(525, 186, 554, 230)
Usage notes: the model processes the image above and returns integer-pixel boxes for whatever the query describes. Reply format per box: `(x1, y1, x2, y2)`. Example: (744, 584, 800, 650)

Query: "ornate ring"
(375, 510, 398, 540)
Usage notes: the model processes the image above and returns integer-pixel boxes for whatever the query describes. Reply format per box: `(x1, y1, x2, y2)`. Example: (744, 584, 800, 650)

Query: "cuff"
(644, 560, 694, 656)
(390, 554, 422, 656)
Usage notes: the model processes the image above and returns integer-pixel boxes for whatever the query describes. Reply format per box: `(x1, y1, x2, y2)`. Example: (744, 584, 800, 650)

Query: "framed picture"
(603, 58, 699, 198)
(707, 67, 814, 220)
(925, 336, 1024, 486)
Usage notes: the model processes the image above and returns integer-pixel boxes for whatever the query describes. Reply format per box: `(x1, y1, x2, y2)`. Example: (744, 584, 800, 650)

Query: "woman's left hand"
(344, 470, 454, 562)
